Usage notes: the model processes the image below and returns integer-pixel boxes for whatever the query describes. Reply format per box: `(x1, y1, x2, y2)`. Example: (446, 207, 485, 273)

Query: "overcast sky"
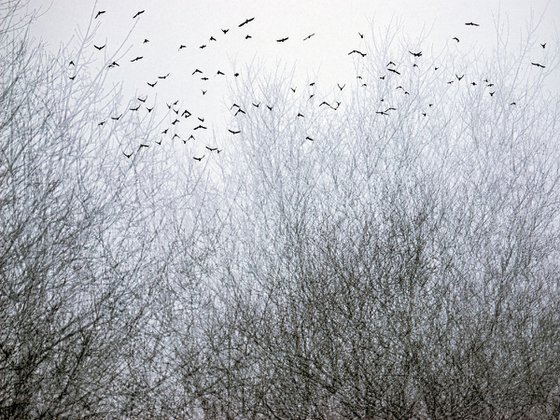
(27, 0, 559, 154)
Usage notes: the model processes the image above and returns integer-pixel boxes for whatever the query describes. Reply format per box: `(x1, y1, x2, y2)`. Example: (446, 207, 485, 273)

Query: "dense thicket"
(1, 1, 559, 418)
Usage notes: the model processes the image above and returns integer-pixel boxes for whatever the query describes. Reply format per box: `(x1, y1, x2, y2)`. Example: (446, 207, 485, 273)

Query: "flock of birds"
(66, 9, 550, 162)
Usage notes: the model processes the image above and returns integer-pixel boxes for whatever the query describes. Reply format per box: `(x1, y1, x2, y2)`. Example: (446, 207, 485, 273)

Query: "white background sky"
(26, 0, 560, 153)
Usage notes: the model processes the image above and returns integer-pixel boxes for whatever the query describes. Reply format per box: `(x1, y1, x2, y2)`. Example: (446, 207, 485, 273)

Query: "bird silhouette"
(171, 119, 180, 125)
(510, 102, 517, 106)
(409, 50, 422, 57)
(194, 125, 207, 130)
(266, 105, 273, 111)
(221, 28, 229, 34)
(217, 70, 225, 76)
(276, 37, 289, 42)
(380, 75, 386, 80)
(348, 50, 366, 57)
(193, 155, 205, 161)
(146, 107, 153, 112)
(489, 91, 495, 96)
(143, 38, 149, 44)
(130, 104, 141, 111)
(69, 60, 75, 66)
(337, 83, 346, 91)
(305, 136, 314, 141)
(234, 72, 240, 77)
(531, 62, 546, 68)
(238, 17, 255, 27)
(228, 129, 241, 134)
(252, 102, 260, 108)
(376, 111, 389, 116)
(245, 34, 252, 39)
(138, 143, 149, 150)
(541, 43, 546, 49)
(470, 81, 477, 86)
(452, 37, 460, 42)
(465, 22, 480, 26)
(133, 10, 145, 19)
(303, 33, 315, 41)
(108, 61, 119, 68)
(130, 56, 143, 62)
(297, 112, 305, 118)
(456, 74, 464, 81)
(387, 61, 396, 67)
(162, 128, 168, 134)
(201, 90, 207, 95)
(358, 32, 364, 39)
(95, 10, 106, 19)
(199, 44, 207, 49)
(235, 108, 246, 116)
(123, 151, 133, 158)
(205, 146, 218, 152)
(388, 68, 401, 75)
(111, 114, 122, 120)
(94, 44, 106, 50)
(69, 75, 76, 80)
(158, 73, 170, 79)
(98, 121, 106, 126)
(192, 68, 203, 75)
(209, 36, 216, 41)
(179, 44, 187, 50)
(147, 81, 157, 87)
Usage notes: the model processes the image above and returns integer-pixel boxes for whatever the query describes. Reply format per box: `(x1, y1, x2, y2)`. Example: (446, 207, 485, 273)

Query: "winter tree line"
(1, 1, 560, 418)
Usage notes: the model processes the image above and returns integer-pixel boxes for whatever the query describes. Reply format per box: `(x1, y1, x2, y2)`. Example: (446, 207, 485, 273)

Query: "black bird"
(162, 128, 168, 134)
(98, 121, 106, 126)
(387, 61, 396, 67)
(266, 105, 273, 111)
(303, 33, 315, 41)
(199, 44, 207, 49)
(510, 102, 517, 106)
(456, 74, 464, 81)
(143, 38, 149, 43)
(138, 143, 149, 150)
(291, 87, 296, 93)
(173, 100, 179, 106)
(193, 155, 205, 161)
(201, 90, 207, 95)
(375, 111, 389, 116)
(230, 103, 240, 109)
(130, 104, 141, 111)
(386, 107, 397, 112)
(179, 44, 187, 50)
(297, 112, 305, 118)
(147, 81, 157, 87)
(210, 36, 216, 41)
(69, 60, 75, 66)
(348, 49, 366, 57)
(194, 125, 207, 130)
(238, 17, 255, 27)
(470, 81, 477, 86)
(69, 75, 76, 80)
(133, 10, 145, 19)
(234, 72, 240, 77)
(206, 146, 218, 152)
(94, 44, 106, 50)
(489, 91, 495, 96)
(95, 10, 106, 19)
(452, 37, 460, 42)
(108, 61, 119, 68)
(358, 32, 364, 39)
(198, 117, 205, 122)
(192, 68, 203, 75)
(201, 77, 209, 80)
(123, 151, 133, 158)
(245, 34, 252, 39)
(252, 102, 260, 108)
(171, 119, 180, 125)
(380, 75, 386, 80)
(447, 80, 454, 84)
(158, 73, 170, 79)
(434, 66, 439, 70)
(188, 135, 195, 141)
(235, 108, 246, 116)
(146, 107, 153, 112)
(305, 136, 314, 141)
(221, 28, 229, 34)
(182, 110, 191, 117)
(130, 56, 143, 62)
(409, 50, 422, 57)
(155, 139, 162, 145)
(465, 22, 480, 26)
(228, 129, 241, 134)
(309, 82, 316, 86)
(111, 114, 122, 120)
(217, 70, 225, 76)
(172, 134, 181, 140)
(531, 62, 546, 69)
(541, 43, 546, 49)
(388, 68, 401, 75)
(276, 37, 289, 42)
(422, 112, 427, 117)
(337, 83, 346, 91)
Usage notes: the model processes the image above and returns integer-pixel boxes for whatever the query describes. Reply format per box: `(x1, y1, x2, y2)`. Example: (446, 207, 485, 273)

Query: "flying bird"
(143, 38, 149, 44)
(133, 10, 145, 19)
(452, 37, 460, 42)
(95, 10, 106, 19)
(146, 107, 153, 112)
(162, 128, 168, 134)
(108, 61, 119, 68)
(94, 44, 106, 50)
(192, 68, 203, 75)
(296, 112, 305, 118)
(388, 68, 401, 75)
(111, 114, 122, 120)
(130, 104, 141, 111)
(69, 60, 75, 66)
(387, 61, 396, 67)
(147, 81, 157, 87)
(303, 33, 315, 41)
(465, 22, 480, 26)
(130, 56, 143, 62)
(245, 35, 252, 39)
(358, 32, 364, 39)
(158, 73, 170, 79)
(221, 28, 229, 34)
(194, 125, 207, 130)
(276, 37, 289, 42)
(216, 70, 225, 76)
(238, 17, 255, 27)
(228, 129, 241, 134)
(201, 90, 207, 95)
(409, 50, 422, 57)
(531, 62, 546, 68)
(199, 44, 207, 49)
(138, 143, 149, 150)
(205, 146, 218, 152)
(305, 136, 314, 141)
(235, 108, 246, 116)
(375, 111, 389, 116)
(348, 49, 366, 57)
(337, 83, 346, 91)
(193, 155, 205, 162)
(123, 151, 133, 158)
(456, 74, 464, 81)
(541, 43, 546, 49)
(210, 36, 216, 41)
(179, 44, 187, 50)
